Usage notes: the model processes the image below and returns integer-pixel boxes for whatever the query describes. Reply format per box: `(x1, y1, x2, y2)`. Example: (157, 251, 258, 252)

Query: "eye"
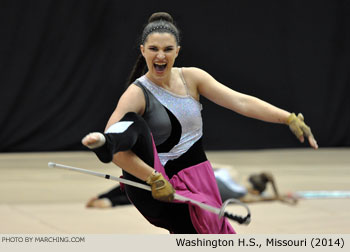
(165, 47, 174, 52)
(148, 47, 158, 51)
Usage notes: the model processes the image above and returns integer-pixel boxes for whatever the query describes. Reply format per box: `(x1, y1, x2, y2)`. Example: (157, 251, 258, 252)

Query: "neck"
(145, 70, 172, 88)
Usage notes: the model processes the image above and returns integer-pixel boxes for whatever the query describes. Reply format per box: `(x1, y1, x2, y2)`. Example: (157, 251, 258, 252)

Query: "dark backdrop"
(1, 0, 349, 152)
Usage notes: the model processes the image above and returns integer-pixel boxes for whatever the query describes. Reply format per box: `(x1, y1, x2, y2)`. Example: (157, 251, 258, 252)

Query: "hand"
(146, 171, 175, 202)
(286, 113, 318, 149)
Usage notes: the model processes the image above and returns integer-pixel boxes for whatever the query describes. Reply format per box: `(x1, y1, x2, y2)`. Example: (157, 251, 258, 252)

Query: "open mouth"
(154, 63, 167, 72)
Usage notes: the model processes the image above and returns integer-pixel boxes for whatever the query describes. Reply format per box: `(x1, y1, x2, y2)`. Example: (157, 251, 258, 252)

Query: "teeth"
(154, 63, 166, 65)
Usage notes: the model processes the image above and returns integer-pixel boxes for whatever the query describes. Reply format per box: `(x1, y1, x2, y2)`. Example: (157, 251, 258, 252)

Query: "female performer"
(82, 12, 318, 234)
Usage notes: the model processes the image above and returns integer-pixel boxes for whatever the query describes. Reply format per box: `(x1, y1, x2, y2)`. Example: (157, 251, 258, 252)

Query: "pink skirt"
(152, 139, 236, 234)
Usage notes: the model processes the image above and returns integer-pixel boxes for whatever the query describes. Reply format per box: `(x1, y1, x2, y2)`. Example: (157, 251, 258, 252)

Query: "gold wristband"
(286, 113, 296, 125)
(146, 170, 157, 184)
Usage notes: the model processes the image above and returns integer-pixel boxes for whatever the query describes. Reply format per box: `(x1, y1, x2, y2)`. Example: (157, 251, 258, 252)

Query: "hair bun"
(148, 12, 174, 24)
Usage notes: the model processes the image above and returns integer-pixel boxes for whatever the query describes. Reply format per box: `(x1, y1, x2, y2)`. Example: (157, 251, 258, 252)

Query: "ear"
(175, 46, 181, 58)
(140, 44, 145, 57)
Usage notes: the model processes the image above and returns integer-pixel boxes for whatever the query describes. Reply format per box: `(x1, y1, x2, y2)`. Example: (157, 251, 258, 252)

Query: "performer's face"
(141, 32, 180, 80)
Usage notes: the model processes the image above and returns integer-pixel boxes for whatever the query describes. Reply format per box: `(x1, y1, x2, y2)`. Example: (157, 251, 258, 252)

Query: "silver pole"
(48, 162, 250, 224)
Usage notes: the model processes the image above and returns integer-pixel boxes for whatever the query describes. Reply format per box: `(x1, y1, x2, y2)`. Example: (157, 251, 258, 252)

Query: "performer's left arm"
(183, 67, 318, 149)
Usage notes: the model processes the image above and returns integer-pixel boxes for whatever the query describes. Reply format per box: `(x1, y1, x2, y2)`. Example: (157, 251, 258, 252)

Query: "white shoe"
(81, 132, 106, 149)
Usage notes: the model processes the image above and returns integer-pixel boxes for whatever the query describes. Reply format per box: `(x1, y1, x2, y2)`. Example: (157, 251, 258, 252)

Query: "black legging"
(91, 112, 197, 233)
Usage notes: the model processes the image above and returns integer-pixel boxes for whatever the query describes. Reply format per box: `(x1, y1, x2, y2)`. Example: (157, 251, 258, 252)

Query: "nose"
(156, 51, 165, 59)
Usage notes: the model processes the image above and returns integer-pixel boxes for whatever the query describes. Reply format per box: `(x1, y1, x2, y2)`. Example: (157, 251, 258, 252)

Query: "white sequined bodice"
(137, 75, 203, 166)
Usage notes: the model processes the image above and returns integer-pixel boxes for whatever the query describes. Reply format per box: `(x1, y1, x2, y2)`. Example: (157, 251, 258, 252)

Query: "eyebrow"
(147, 45, 174, 49)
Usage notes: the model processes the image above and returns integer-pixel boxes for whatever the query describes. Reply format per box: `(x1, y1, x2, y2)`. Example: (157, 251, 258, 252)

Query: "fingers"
(298, 122, 318, 149)
(287, 112, 318, 149)
(308, 135, 319, 149)
(300, 124, 318, 148)
(289, 124, 303, 139)
(297, 113, 304, 121)
(299, 135, 305, 143)
(295, 127, 304, 138)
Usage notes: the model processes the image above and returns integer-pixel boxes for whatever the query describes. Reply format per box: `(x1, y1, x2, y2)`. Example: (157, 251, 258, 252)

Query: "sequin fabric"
(137, 75, 203, 166)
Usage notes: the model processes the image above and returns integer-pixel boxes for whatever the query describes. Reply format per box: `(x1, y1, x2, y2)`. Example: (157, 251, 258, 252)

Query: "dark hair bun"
(148, 12, 174, 24)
